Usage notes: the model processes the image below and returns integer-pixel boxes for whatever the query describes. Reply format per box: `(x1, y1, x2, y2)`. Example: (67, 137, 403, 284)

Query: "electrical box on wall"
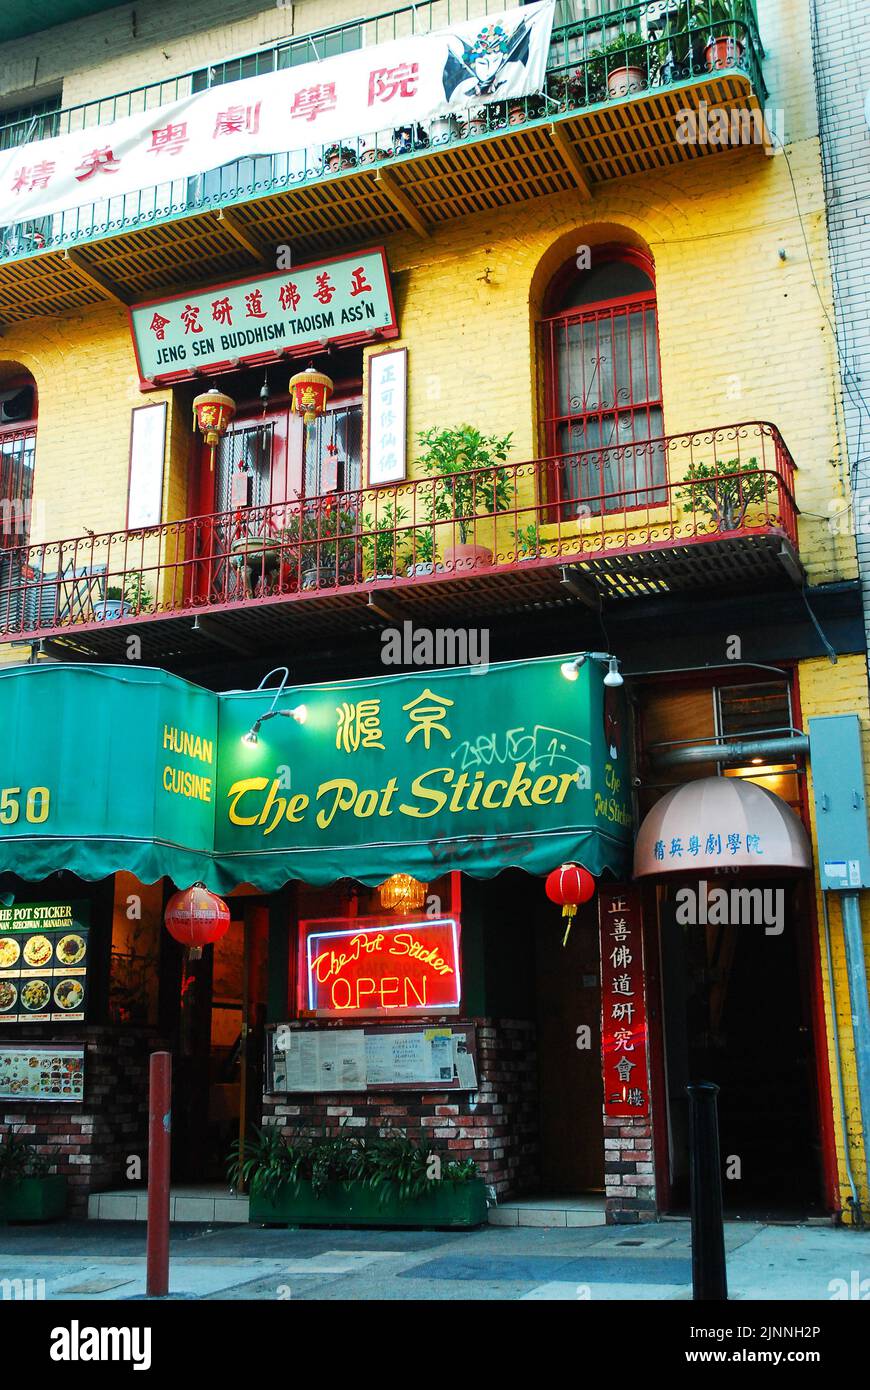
(808, 714, 870, 890)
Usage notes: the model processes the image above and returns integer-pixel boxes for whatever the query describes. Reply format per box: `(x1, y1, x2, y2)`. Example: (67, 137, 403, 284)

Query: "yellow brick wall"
(799, 654, 870, 1221)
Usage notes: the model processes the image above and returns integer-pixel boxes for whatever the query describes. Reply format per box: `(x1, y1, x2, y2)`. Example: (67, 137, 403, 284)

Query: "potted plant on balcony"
(0, 1129, 67, 1223)
(599, 31, 648, 100)
(512, 521, 542, 561)
(507, 93, 546, 126)
(546, 66, 588, 111)
(230, 1126, 487, 1229)
(92, 585, 133, 621)
(280, 501, 359, 591)
(415, 425, 514, 571)
(122, 571, 153, 613)
(324, 144, 357, 173)
(650, 1, 746, 85)
(230, 521, 282, 597)
(702, 0, 747, 72)
(676, 455, 772, 532)
(361, 500, 410, 580)
(428, 112, 462, 145)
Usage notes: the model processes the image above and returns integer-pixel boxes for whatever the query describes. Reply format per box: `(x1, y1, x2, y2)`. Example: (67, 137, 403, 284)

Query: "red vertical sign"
(598, 883, 650, 1118)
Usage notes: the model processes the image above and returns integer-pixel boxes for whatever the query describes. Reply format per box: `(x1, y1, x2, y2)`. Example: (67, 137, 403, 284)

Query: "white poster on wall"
(0, 1, 556, 228)
(367, 347, 408, 485)
(127, 402, 167, 529)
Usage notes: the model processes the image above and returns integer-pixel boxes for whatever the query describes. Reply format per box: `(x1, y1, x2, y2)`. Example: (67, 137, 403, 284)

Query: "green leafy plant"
(123, 571, 152, 611)
(279, 502, 359, 579)
(512, 522, 540, 559)
(0, 1128, 53, 1182)
(228, 1127, 479, 1203)
(676, 456, 773, 530)
(415, 425, 514, 546)
(361, 500, 409, 576)
(650, 0, 744, 83)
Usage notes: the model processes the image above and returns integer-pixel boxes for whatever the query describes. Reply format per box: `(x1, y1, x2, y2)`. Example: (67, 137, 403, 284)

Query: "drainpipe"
(840, 891, 870, 1215)
(652, 735, 810, 769)
(822, 893, 862, 1224)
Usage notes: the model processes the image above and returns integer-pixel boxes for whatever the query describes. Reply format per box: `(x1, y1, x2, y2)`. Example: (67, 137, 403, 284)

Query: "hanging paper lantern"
(193, 388, 236, 472)
(545, 863, 596, 946)
(165, 883, 230, 958)
(289, 365, 334, 426)
(379, 873, 428, 912)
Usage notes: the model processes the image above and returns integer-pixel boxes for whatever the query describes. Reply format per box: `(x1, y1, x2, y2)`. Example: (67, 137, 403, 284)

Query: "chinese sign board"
(129, 249, 397, 386)
(0, 902, 90, 1024)
(598, 885, 650, 1118)
(0, 656, 631, 892)
(301, 916, 461, 1016)
(0, 1045, 85, 1103)
(367, 348, 407, 484)
(0, 2, 555, 228)
(269, 1023, 477, 1091)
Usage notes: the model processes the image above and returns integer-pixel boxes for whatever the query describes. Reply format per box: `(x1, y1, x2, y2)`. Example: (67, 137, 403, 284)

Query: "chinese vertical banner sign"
(598, 884, 650, 1118)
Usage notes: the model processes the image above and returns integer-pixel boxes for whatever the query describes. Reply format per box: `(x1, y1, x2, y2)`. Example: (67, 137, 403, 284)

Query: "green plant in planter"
(123, 571, 152, 611)
(676, 456, 773, 530)
(227, 1125, 304, 1200)
(512, 522, 540, 559)
(585, 30, 648, 100)
(279, 503, 359, 579)
(0, 1128, 53, 1181)
(361, 500, 409, 576)
(415, 425, 514, 547)
(650, 0, 742, 84)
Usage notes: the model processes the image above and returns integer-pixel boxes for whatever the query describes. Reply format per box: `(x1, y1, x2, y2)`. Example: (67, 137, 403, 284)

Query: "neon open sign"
(302, 917, 461, 1016)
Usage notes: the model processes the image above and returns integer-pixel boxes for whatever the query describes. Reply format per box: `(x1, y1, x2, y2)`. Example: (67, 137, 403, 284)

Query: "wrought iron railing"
(0, 0, 764, 262)
(0, 422, 796, 641)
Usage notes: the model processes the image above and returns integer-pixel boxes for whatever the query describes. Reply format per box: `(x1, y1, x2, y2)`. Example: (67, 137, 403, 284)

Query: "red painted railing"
(0, 422, 797, 641)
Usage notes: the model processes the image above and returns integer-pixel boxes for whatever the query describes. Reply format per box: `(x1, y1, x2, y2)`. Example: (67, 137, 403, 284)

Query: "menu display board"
(0, 902, 90, 1024)
(0, 1045, 85, 1102)
(268, 1023, 477, 1093)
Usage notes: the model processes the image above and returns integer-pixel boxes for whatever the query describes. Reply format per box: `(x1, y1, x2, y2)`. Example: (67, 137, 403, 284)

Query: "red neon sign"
(300, 916, 461, 1016)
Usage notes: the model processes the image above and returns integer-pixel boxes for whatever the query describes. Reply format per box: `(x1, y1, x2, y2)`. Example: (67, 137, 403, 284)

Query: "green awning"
(0, 657, 632, 891)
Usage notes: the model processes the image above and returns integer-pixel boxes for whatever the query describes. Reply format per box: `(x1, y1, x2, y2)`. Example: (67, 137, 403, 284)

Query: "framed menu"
(0, 901, 90, 1024)
(0, 1044, 85, 1102)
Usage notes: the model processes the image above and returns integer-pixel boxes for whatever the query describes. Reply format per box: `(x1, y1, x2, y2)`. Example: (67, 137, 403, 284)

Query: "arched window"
(539, 246, 665, 513)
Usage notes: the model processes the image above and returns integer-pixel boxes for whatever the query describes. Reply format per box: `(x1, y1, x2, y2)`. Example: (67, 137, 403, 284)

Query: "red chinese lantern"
(165, 883, 230, 959)
(193, 388, 236, 471)
(289, 364, 334, 427)
(545, 863, 596, 946)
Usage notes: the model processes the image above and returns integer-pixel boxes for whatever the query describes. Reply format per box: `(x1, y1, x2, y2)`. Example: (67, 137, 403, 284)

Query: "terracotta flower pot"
(442, 541, 493, 572)
(705, 36, 745, 71)
(607, 65, 646, 99)
(508, 103, 527, 125)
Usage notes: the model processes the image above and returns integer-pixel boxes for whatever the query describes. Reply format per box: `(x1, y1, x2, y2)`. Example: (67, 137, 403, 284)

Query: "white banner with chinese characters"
(0, 1, 555, 229)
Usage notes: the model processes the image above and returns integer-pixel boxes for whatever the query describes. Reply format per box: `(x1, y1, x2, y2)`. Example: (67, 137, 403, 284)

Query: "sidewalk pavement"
(1, 1218, 869, 1301)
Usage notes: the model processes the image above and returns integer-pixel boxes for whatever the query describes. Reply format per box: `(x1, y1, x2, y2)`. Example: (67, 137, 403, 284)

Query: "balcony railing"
(0, 422, 798, 647)
(0, 0, 764, 265)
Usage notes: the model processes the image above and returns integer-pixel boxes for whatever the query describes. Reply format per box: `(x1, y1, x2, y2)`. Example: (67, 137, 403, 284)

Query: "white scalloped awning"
(634, 776, 812, 877)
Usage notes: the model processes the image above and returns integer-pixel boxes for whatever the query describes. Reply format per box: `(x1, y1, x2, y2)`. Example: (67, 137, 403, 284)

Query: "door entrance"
(659, 877, 823, 1217)
(534, 896, 604, 1193)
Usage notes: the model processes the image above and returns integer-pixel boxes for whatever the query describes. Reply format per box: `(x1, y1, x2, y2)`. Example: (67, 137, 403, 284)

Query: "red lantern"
(545, 863, 596, 946)
(193, 388, 236, 471)
(289, 364, 334, 426)
(165, 883, 230, 958)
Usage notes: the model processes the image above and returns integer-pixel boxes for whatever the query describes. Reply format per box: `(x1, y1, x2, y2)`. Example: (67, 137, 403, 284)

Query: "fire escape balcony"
(0, 0, 767, 324)
(0, 421, 802, 664)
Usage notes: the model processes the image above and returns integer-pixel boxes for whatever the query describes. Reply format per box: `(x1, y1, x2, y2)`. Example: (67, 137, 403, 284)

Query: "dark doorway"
(659, 877, 823, 1217)
(535, 895, 604, 1193)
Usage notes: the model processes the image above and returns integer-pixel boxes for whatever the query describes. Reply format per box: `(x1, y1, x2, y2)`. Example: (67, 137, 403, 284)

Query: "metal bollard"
(687, 1080, 728, 1301)
(146, 1051, 172, 1298)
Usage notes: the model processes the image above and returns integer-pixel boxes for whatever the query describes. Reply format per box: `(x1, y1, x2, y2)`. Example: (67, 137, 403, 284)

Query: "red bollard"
(146, 1051, 172, 1297)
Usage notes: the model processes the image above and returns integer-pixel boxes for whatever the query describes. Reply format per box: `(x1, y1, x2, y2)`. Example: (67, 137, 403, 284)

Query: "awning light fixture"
(560, 652, 624, 688)
(240, 666, 308, 746)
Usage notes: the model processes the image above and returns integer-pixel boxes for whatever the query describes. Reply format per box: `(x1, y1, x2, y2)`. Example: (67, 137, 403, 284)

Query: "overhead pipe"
(652, 734, 809, 769)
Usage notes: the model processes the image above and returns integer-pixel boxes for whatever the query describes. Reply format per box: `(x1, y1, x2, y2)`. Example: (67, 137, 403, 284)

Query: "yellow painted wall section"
(799, 655, 870, 1221)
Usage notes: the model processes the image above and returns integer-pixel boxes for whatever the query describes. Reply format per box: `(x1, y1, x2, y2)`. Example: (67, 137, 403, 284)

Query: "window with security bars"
(540, 250, 665, 514)
(188, 23, 364, 205)
(0, 95, 61, 258)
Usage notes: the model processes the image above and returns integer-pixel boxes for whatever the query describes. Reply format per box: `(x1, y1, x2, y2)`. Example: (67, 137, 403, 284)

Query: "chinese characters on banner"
(128, 249, 397, 384)
(367, 348, 407, 484)
(598, 884, 650, 1118)
(0, 1, 555, 229)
